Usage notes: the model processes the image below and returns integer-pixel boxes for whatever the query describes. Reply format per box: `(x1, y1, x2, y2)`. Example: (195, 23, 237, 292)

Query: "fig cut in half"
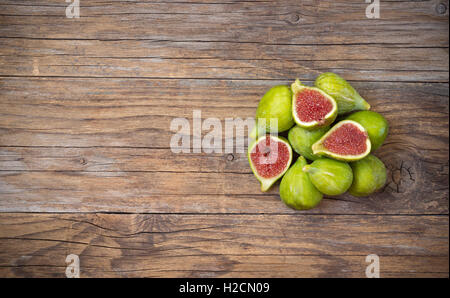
(248, 135, 293, 192)
(312, 120, 371, 161)
(291, 79, 337, 130)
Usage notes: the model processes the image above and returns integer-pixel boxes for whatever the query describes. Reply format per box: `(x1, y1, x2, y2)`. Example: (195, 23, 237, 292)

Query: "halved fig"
(291, 79, 337, 130)
(248, 135, 293, 191)
(311, 120, 371, 161)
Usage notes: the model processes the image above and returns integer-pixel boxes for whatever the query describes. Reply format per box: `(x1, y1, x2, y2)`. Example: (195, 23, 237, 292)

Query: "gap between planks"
(0, 75, 448, 83)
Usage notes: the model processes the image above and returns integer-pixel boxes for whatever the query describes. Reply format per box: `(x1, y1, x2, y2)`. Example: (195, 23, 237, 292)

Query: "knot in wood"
(436, 2, 448, 15)
(386, 161, 416, 194)
(287, 13, 301, 24)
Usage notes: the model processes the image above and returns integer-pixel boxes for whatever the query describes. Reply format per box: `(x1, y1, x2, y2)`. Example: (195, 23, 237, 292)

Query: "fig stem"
(355, 94, 371, 111)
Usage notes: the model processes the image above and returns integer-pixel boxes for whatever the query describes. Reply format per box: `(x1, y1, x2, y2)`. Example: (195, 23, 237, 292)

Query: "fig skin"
(288, 125, 329, 161)
(256, 85, 294, 133)
(303, 158, 353, 196)
(346, 111, 389, 151)
(349, 154, 387, 197)
(314, 72, 370, 115)
(279, 156, 323, 210)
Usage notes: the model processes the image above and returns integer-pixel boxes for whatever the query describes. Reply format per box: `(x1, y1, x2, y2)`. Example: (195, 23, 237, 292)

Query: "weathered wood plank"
(0, 213, 447, 277)
(0, 78, 447, 213)
(0, 0, 448, 46)
(0, 0, 448, 279)
(0, 78, 448, 148)
(0, 145, 447, 214)
(0, 147, 242, 173)
(0, 39, 448, 82)
(1, 254, 447, 278)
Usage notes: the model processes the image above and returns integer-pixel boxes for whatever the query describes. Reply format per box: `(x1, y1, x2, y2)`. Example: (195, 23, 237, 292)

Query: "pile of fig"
(248, 72, 388, 210)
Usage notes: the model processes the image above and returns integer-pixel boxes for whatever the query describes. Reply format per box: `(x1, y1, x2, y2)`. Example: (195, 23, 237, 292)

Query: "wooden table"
(0, 0, 448, 278)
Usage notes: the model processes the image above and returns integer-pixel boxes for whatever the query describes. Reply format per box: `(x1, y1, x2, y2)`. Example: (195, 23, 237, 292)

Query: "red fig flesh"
(323, 123, 368, 155)
(295, 89, 334, 124)
(248, 135, 293, 191)
(312, 120, 371, 161)
(250, 136, 291, 178)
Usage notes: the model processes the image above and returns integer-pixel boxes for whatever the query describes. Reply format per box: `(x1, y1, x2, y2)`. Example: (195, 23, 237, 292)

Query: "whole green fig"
(303, 158, 353, 196)
(288, 125, 329, 161)
(346, 111, 389, 151)
(256, 85, 294, 133)
(279, 156, 323, 210)
(349, 154, 387, 197)
(315, 72, 370, 115)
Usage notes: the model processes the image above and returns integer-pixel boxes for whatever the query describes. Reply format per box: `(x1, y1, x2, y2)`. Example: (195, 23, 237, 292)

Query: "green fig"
(346, 111, 389, 151)
(256, 85, 294, 133)
(349, 154, 387, 197)
(291, 79, 338, 130)
(279, 156, 323, 210)
(315, 72, 370, 115)
(288, 125, 329, 161)
(303, 158, 353, 196)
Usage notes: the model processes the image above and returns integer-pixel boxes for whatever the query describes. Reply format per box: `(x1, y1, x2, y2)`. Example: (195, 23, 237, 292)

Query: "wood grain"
(0, 78, 447, 214)
(0, 78, 448, 147)
(0, 0, 448, 46)
(0, 39, 448, 82)
(0, 146, 447, 214)
(0, 0, 448, 277)
(0, 213, 447, 277)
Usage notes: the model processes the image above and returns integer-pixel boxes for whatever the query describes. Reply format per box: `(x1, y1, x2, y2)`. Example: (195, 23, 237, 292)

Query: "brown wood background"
(0, 0, 448, 278)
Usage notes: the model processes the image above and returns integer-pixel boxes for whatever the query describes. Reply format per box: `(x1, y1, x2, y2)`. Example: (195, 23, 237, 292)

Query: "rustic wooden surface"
(0, 0, 448, 278)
